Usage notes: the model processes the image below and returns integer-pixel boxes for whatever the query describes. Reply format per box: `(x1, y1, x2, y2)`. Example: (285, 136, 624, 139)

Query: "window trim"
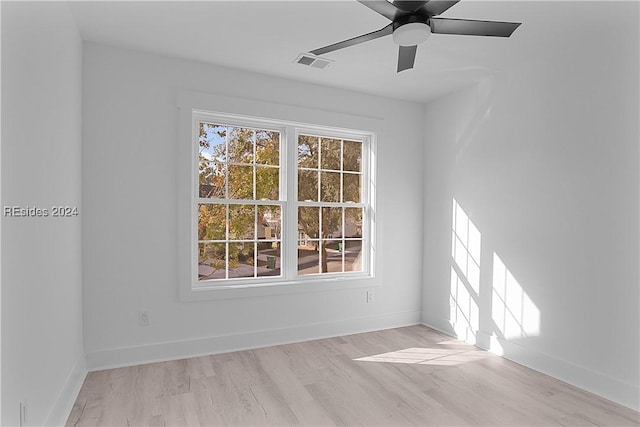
(177, 91, 380, 301)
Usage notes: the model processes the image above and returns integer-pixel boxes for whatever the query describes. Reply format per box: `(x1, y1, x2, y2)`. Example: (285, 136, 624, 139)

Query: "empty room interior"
(1, 0, 639, 426)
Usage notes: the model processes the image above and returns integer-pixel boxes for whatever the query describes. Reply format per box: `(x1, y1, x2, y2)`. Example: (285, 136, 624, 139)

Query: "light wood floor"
(67, 325, 639, 426)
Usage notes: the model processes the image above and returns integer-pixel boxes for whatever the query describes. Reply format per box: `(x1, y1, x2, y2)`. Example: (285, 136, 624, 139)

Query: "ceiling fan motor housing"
(392, 15, 432, 46)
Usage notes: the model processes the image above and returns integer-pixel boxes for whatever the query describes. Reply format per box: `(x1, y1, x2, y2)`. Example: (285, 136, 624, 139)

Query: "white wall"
(81, 43, 425, 369)
(422, 1, 639, 410)
(1, 2, 85, 425)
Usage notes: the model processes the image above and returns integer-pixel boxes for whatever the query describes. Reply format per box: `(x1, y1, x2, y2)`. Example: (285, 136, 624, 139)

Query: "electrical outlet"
(139, 310, 150, 326)
(366, 290, 374, 303)
(19, 400, 28, 427)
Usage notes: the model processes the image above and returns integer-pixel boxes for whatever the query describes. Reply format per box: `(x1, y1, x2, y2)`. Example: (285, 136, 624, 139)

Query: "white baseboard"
(86, 310, 422, 371)
(474, 330, 639, 412)
(45, 353, 87, 427)
(421, 317, 639, 412)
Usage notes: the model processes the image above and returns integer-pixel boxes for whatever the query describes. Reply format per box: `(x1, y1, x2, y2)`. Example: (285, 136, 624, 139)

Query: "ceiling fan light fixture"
(392, 22, 431, 46)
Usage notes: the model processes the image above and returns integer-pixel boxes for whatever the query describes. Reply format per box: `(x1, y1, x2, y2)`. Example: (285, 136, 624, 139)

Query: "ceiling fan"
(309, 0, 521, 73)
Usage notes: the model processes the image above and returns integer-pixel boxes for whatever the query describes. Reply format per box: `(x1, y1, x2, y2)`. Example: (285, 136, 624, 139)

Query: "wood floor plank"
(67, 325, 640, 426)
(253, 346, 336, 426)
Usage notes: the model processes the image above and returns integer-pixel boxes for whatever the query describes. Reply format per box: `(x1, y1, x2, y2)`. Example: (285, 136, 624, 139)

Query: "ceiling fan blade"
(310, 23, 394, 56)
(430, 17, 521, 37)
(415, 0, 459, 17)
(397, 45, 417, 72)
(391, 1, 428, 13)
(357, 0, 404, 21)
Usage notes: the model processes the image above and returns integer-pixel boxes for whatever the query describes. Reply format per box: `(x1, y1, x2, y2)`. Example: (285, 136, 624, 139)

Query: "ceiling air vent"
(294, 53, 333, 69)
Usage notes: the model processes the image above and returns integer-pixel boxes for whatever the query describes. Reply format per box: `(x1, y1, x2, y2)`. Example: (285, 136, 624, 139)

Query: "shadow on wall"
(449, 198, 540, 349)
(453, 75, 502, 164)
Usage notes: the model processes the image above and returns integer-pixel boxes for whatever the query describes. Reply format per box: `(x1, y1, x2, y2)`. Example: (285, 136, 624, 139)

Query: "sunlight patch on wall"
(354, 347, 490, 366)
(450, 267, 479, 341)
(492, 253, 540, 339)
(452, 199, 481, 293)
(450, 199, 481, 341)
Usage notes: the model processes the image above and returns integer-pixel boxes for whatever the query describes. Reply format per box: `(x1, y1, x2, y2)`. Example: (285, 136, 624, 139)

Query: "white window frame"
(180, 103, 377, 301)
(193, 112, 287, 283)
(291, 127, 371, 278)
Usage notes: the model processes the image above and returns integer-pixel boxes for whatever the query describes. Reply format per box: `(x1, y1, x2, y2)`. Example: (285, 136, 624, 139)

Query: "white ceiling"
(68, 1, 620, 103)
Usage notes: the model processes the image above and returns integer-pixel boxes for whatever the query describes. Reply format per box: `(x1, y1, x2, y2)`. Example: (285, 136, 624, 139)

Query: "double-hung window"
(192, 110, 374, 289)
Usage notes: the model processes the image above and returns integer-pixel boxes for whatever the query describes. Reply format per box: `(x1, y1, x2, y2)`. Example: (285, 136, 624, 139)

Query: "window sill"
(180, 274, 377, 301)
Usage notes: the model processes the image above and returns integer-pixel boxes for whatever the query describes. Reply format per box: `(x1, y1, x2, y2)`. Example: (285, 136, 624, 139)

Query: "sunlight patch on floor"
(354, 347, 490, 366)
